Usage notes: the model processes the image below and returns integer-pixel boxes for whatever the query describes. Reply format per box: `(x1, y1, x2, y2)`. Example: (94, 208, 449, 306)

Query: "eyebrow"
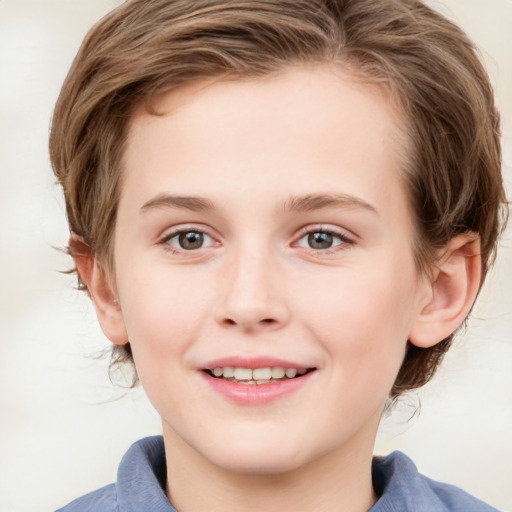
(141, 194, 216, 212)
(283, 193, 378, 215)
(140, 192, 378, 215)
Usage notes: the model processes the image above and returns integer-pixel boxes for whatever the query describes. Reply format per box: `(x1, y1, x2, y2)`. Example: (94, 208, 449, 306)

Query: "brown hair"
(50, 0, 508, 398)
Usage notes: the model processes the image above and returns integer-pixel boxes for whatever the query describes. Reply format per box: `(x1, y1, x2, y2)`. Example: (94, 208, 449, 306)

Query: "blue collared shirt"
(56, 436, 500, 511)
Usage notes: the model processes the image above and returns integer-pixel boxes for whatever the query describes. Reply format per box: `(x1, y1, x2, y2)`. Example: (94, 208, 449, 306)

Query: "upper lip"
(201, 356, 314, 371)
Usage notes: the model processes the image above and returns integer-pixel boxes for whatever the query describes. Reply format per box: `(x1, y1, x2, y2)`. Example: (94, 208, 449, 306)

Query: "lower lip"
(200, 371, 315, 405)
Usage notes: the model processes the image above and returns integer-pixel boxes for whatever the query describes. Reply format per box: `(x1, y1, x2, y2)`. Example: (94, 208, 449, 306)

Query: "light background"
(0, 1, 510, 511)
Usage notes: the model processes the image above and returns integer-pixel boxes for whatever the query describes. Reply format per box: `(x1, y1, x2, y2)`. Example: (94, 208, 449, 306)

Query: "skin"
(79, 65, 481, 512)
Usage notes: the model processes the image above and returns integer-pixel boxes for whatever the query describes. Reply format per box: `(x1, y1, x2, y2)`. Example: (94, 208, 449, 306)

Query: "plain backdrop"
(0, 1, 511, 511)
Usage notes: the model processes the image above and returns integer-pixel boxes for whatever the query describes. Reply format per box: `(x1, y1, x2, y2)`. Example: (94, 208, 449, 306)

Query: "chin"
(214, 453, 306, 475)
(201, 436, 314, 475)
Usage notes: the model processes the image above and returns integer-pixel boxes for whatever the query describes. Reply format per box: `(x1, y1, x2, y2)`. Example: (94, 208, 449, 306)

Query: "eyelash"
(295, 226, 354, 255)
(159, 226, 354, 255)
(160, 226, 217, 254)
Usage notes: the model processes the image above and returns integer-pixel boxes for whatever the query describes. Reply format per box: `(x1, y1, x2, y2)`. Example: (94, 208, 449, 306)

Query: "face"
(110, 65, 430, 474)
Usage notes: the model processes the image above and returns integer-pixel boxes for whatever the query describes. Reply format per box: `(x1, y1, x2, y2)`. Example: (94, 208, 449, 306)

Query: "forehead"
(121, 65, 410, 220)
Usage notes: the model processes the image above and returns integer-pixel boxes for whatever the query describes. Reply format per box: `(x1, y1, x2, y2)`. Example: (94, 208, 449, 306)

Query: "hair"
(50, 0, 508, 399)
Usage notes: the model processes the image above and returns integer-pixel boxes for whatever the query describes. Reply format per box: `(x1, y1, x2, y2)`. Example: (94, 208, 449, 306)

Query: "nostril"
(222, 317, 276, 327)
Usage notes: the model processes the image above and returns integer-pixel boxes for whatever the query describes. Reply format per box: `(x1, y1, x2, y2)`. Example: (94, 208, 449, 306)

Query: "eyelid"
(156, 223, 355, 256)
(159, 224, 221, 253)
(293, 224, 356, 253)
(296, 224, 354, 239)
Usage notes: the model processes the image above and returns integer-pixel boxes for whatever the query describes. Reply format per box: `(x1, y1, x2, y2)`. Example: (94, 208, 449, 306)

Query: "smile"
(205, 366, 311, 384)
(201, 362, 317, 404)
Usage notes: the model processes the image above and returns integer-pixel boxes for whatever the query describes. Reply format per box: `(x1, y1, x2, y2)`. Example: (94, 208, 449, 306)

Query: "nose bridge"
(217, 238, 288, 330)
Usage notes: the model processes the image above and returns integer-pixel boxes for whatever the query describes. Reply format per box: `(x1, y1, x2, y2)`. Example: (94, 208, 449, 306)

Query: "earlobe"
(69, 233, 129, 346)
(409, 233, 482, 348)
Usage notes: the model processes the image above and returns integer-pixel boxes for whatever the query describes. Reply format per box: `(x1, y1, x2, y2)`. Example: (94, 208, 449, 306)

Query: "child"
(50, 0, 507, 510)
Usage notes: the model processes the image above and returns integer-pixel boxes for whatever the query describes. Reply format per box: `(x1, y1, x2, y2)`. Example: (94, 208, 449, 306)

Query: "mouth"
(200, 360, 317, 404)
(203, 366, 316, 385)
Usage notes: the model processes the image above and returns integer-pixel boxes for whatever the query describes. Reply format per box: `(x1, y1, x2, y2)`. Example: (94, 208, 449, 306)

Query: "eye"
(164, 230, 215, 251)
(296, 229, 350, 251)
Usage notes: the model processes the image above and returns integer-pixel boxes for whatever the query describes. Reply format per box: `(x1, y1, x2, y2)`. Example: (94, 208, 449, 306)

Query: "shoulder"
(426, 479, 500, 512)
(371, 451, 501, 512)
(55, 436, 173, 512)
(55, 484, 118, 512)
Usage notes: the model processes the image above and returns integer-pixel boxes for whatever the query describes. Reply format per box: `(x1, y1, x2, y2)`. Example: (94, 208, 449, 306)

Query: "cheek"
(116, 266, 212, 365)
(294, 261, 417, 382)
(115, 268, 213, 416)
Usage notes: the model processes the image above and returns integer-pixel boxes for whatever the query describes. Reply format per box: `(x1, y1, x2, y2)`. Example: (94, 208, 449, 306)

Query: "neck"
(162, 424, 378, 512)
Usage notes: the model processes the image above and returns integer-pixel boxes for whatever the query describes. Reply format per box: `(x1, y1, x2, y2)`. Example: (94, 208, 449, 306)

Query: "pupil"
(308, 232, 333, 249)
(179, 231, 203, 250)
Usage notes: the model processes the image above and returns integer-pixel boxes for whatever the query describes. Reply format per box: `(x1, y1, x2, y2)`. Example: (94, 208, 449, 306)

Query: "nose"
(215, 246, 290, 332)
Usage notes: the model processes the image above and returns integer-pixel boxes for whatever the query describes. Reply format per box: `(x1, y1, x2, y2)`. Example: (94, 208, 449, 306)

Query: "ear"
(409, 233, 482, 348)
(69, 233, 129, 346)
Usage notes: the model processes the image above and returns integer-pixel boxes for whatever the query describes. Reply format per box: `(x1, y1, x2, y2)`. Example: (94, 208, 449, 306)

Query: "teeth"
(252, 368, 272, 380)
(209, 366, 308, 381)
(271, 367, 286, 379)
(285, 368, 297, 378)
(222, 367, 235, 378)
(234, 368, 253, 381)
